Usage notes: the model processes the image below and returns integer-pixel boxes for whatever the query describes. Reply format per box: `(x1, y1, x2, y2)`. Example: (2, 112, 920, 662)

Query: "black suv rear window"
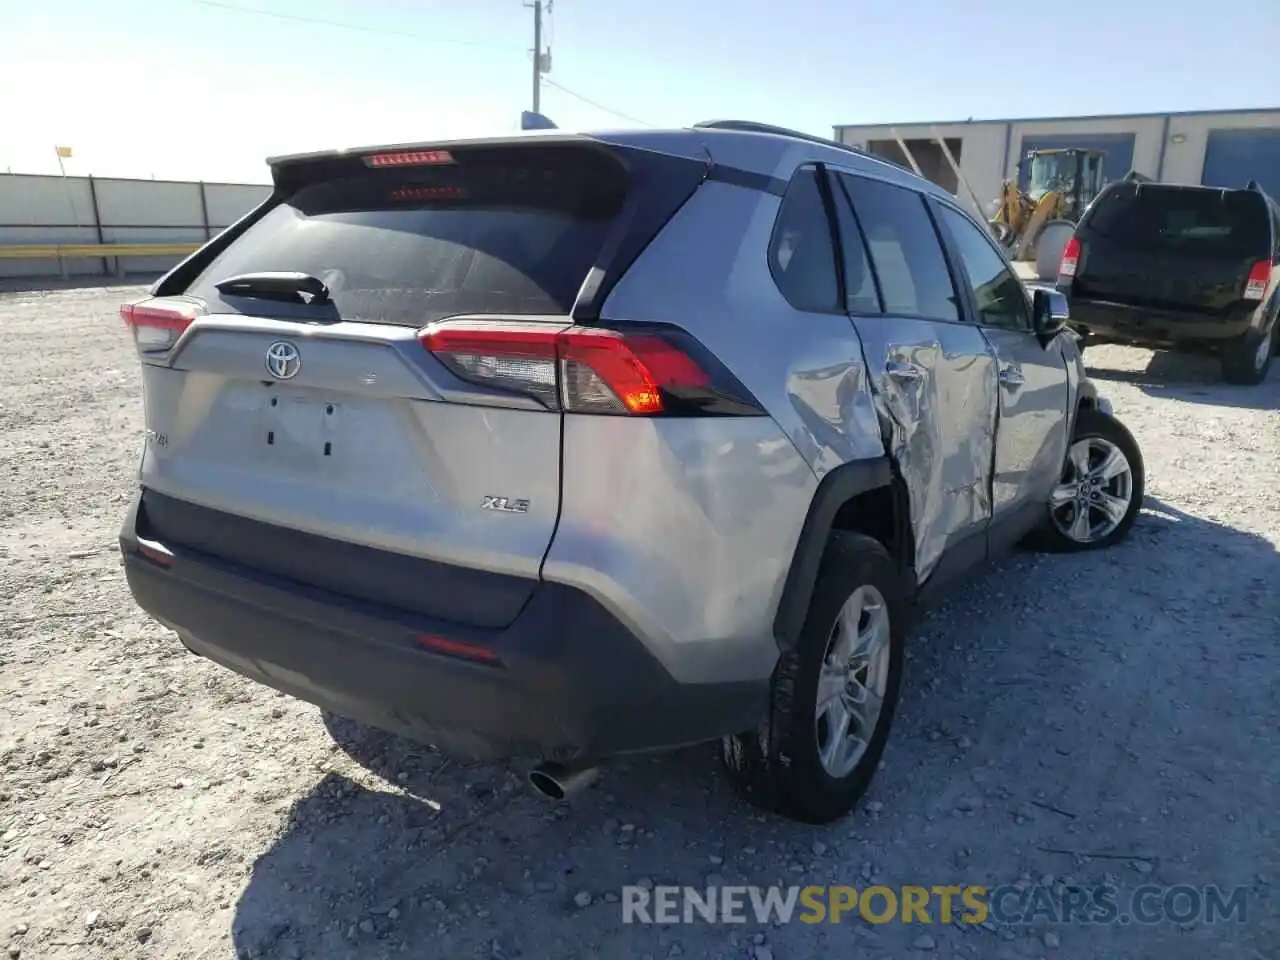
(187, 146, 630, 325)
(1084, 184, 1269, 256)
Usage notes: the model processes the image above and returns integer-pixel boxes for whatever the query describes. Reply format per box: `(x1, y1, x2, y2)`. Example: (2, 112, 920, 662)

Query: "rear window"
(836, 173, 960, 321)
(187, 146, 629, 325)
(1083, 184, 1269, 255)
(769, 168, 840, 313)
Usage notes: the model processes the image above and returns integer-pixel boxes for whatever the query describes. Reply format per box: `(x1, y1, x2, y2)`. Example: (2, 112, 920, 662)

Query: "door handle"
(998, 365, 1025, 386)
(886, 360, 924, 381)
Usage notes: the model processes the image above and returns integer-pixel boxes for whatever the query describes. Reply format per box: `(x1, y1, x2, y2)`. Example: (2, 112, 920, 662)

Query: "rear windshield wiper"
(214, 271, 331, 305)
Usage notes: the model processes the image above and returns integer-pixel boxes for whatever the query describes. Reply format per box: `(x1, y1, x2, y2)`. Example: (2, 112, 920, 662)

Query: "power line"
(192, 0, 522, 50)
(541, 77, 652, 126)
(194, 0, 650, 128)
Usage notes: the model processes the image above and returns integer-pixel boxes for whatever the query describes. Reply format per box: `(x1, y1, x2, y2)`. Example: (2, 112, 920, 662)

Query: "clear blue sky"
(2, 0, 1277, 183)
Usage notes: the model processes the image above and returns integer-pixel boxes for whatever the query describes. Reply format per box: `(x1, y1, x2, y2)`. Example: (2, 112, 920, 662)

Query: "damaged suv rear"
(120, 123, 1143, 823)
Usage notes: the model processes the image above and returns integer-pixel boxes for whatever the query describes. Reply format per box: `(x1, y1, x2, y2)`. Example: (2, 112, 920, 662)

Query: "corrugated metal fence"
(0, 173, 270, 279)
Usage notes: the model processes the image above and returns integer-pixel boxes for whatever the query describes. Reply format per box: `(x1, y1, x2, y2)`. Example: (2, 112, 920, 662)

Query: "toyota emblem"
(265, 341, 302, 380)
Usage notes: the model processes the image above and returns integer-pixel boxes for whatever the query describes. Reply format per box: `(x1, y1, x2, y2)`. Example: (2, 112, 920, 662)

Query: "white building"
(832, 108, 1280, 212)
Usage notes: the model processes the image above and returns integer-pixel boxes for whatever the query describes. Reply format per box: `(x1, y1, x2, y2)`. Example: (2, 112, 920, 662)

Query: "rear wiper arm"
(214, 271, 331, 305)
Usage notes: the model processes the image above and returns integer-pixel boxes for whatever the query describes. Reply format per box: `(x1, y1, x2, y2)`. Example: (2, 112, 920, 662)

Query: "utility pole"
(525, 0, 548, 113)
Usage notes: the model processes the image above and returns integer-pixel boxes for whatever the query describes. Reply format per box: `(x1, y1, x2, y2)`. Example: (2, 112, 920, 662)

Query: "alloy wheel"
(814, 585, 892, 778)
(1050, 436, 1134, 543)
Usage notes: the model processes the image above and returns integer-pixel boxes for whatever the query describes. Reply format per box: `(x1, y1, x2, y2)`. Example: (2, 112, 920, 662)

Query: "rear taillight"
(560, 328, 710, 415)
(1058, 236, 1081, 281)
(419, 322, 761, 417)
(364, 149, 455, 168)
(1244, 260, 1271, 301)
(120, 298, 203, 352)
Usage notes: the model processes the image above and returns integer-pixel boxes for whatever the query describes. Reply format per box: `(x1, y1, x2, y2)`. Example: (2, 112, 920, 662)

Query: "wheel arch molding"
(772, 456, 913, 652)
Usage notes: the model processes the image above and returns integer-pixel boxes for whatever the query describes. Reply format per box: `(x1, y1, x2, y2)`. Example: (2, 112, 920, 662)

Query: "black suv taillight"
(1057, 236, 1081, 284)
(1244, 260, 1271, 301)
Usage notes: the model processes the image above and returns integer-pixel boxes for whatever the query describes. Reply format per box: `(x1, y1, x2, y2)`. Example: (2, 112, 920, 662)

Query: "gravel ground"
(1, 282, 1277, 960)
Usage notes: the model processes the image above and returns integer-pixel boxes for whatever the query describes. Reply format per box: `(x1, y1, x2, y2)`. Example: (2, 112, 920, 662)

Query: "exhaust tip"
(528, 768, 567, 801)
(528, 762, 598, 801)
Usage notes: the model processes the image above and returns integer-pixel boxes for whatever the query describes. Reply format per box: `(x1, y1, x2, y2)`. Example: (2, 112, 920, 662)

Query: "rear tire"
(1030, 408, 1144, 553)
(721, 533, 904, 824)
(1220, 325, 1275, 385)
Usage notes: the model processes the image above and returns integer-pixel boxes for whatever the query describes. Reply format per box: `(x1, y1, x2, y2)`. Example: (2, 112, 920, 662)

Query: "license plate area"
(261, 388, 342, 465)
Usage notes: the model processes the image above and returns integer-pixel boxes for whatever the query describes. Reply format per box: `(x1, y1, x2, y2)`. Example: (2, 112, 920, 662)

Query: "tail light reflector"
(415, 633, 500, 665)
(134, 537, 174, 568)
(121, 298, 203, 352)
(1244, 260, 1271, 301)
(1057, 236, 1081, 281)
(388, 185, 468, 203)
(419, 322, 758, 417)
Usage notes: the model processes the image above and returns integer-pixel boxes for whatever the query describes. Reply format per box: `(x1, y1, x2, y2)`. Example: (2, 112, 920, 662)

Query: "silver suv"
(119, 121, 1145, 824)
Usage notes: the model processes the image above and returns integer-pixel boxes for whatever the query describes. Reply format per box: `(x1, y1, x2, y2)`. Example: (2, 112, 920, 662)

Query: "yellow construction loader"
(882, 133, 1110, 279)
(990, 147, 1107, 269)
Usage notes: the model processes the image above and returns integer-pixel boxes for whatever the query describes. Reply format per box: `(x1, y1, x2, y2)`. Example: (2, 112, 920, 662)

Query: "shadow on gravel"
(231, 498, 1278, 960)
(1085, 348, 1280, 410)
(230, 736, 751, 959)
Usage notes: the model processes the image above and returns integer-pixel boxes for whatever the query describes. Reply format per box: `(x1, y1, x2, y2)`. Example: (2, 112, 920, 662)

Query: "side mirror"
(1031, 288, 1069, 345)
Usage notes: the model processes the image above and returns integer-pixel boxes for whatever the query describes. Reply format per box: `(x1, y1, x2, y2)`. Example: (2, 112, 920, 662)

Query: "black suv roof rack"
(693, 120, 869, 158)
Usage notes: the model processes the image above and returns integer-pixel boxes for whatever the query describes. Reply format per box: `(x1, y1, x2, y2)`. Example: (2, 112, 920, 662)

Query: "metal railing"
(0, 240, 202, 278)
(0, 242, 200, 260)
(0, 172, 266, 277)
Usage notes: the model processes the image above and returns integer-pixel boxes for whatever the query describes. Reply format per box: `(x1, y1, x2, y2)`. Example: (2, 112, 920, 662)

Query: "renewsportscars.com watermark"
(621, 884, 1250, 927)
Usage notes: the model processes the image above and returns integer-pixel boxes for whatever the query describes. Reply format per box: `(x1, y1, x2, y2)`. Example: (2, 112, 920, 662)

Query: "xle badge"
(481, 496, 530, 514)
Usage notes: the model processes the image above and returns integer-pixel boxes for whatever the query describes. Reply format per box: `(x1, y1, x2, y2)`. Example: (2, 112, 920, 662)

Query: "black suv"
(1056, 178, 1279, 384)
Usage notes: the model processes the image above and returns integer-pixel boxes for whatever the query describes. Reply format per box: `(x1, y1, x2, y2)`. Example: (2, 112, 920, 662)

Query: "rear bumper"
(120, 492, 768, 762)
(1061, 295, 1255, 346)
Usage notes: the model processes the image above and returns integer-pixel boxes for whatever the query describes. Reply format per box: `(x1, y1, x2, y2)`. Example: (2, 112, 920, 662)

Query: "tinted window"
(838, 174, 959, 321)
(1083, 184, 1269, 256)
(831, 183, 883, 313)
(937, 205, 1030, 331)
(770, 168, 840, 313)
(188, 147, 628, 326)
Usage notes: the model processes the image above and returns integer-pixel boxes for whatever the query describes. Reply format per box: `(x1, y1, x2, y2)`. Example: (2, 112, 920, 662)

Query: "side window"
(769, 168, 840, 313)
(837, 174, 959, 321)
(936, 205, 1031, 331)
(830, 181, 883, 314)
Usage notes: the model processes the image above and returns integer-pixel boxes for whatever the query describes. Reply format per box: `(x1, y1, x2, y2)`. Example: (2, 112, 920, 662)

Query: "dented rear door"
(832, 171, 998, 583)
